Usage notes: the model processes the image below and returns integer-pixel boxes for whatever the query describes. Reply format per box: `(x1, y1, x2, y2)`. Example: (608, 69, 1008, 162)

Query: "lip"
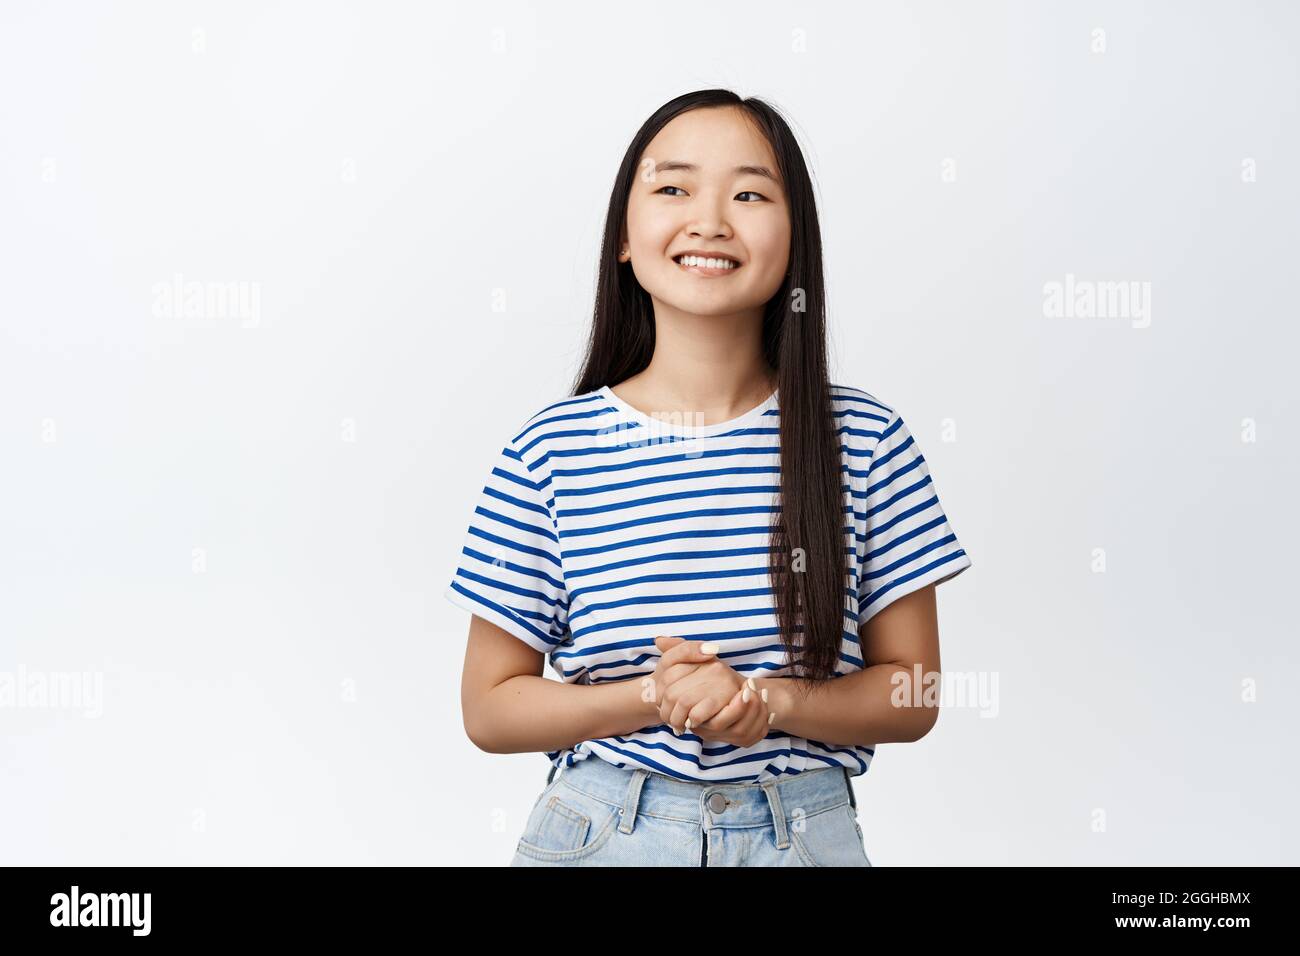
(671, 250, 743, 278)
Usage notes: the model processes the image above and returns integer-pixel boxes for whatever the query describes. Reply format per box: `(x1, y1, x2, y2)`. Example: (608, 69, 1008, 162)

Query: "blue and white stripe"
(445, 384, 971, 784)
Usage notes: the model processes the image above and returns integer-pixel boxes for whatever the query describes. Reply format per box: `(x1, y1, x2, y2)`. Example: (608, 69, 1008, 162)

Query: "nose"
(687, 219, 732, 241)
(686, 192, 733, 241)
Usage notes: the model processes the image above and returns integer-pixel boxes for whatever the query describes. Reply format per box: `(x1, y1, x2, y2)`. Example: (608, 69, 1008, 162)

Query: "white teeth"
(676, 255, 738, 270)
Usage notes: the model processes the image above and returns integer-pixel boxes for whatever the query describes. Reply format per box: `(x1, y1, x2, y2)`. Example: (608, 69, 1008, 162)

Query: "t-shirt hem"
(443, 582, 562, 656)
(858, 552, 973, 626)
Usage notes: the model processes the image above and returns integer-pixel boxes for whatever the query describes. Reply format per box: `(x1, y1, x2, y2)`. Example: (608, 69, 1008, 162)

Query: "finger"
(658, 638, 720, 669)
(667, 699, 696, 735)
(685, 695, 725, 729)
(653, 636, 686, 653)
(665, 671, 712, 733)
(739, 677, 776, 729)
(754, 695, 778, 736)
(658, 661, 705, 687)
(658, 681, 695, 731)
(660, 668, 729, 733)
(695, 687, 747, 732)
(701, 690, 766, 745)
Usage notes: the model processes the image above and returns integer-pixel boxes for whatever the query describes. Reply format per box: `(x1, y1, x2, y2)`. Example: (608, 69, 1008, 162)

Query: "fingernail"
(761, 688, 769, 703)
(685, 718, 693, 730)
(700, 643, 719, 655)
(768, 712, 777, 724)
(746, 677, 757, 691)
(742, 687, 751, 703)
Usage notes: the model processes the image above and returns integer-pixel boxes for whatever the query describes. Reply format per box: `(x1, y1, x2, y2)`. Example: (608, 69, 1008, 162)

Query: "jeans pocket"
(790, 803, 872, 867)
(514, 781, 620, 863)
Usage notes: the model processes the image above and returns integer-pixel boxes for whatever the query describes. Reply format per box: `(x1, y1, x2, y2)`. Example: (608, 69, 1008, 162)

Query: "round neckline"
(599, 384, 780, 437)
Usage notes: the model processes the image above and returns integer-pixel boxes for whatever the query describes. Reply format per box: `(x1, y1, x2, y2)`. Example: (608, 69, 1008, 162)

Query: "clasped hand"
(640, 636, 774, 747)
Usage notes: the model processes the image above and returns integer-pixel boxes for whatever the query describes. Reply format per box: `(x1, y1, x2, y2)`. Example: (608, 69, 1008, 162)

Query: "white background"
(1, 1, 1296, 865)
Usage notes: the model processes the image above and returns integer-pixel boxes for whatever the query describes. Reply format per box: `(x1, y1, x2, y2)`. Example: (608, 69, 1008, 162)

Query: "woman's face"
(623, 106, 791, 318)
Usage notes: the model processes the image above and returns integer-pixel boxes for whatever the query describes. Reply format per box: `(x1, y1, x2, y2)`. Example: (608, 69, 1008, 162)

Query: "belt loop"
(843, 766, 857, 809)
(619, 768, 649, 834)
(760, 780, 790, 849)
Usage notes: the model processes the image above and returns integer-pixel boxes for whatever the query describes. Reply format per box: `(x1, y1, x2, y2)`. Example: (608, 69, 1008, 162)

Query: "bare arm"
(460, 614, 661, 754)
(756, 584, 943, 746)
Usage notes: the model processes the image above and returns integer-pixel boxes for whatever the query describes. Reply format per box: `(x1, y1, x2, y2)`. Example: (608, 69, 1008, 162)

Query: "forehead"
(641, 106, 779, 176)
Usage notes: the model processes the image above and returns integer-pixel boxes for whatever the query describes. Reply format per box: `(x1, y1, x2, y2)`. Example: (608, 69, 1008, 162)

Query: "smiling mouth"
(672, 254, 742, 276)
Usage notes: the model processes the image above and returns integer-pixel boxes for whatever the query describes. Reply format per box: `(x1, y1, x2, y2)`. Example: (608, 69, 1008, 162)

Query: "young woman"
(445, 89, 972, 867)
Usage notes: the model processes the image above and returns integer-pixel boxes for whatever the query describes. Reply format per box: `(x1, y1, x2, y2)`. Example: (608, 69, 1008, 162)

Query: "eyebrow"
(652, 160, 779, 183)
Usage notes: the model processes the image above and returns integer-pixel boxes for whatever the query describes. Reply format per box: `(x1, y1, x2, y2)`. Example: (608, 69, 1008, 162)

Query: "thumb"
(655, 636, 721, 663)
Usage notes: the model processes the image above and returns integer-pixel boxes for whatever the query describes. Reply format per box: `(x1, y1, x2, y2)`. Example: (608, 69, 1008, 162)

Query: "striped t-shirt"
(445, 383, 972, 784)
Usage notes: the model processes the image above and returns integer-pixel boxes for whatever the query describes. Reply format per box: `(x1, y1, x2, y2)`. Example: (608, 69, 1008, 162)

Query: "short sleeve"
(857, 410, 972, 624)
(444, 434, 570, 654)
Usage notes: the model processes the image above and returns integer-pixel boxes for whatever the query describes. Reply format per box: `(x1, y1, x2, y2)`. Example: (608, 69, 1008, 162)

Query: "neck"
(628, 299, 776, 415)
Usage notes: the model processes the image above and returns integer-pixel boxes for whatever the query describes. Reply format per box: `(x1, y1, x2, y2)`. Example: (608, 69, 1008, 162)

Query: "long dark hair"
(572, 89, 845, 684)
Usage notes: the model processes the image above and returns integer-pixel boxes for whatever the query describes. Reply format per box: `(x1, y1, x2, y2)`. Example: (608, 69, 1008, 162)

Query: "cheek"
(741, 224, 791, 279)
(746, 245, 791, 295)
(626, 204, 676, 255)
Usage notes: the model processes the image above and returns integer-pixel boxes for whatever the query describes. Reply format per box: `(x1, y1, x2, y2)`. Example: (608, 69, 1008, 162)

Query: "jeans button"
(706, 792, 727, 813)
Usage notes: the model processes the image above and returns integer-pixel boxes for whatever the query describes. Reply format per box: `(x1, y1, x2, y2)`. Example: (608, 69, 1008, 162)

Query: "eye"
(736, 191, 768, 202)
(655, 185, 687, 196)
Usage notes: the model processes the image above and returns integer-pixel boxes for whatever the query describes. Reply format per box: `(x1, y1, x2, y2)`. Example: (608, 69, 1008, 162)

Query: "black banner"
(0, 866, 1284, 941)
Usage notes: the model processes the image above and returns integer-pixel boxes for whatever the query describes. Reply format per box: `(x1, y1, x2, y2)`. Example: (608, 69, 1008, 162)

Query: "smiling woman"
(445, 89, 972, 867)
(621, 107, 792, 325)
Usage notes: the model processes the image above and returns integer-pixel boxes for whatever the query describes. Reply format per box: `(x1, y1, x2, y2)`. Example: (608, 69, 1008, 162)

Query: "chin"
(669, 296, 756, 317)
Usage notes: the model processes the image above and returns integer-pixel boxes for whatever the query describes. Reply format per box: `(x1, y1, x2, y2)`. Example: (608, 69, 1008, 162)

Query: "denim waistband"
(549, 757, 857, 846)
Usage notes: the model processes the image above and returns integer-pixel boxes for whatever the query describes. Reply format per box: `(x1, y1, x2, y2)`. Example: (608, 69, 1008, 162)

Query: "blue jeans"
(509, 756, 873, 867)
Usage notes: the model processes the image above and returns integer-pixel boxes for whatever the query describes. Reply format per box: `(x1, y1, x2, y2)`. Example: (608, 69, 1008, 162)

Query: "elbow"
(466, 727, 500, 754)
(466, 726, 505, 754)
(909, 705, 940, 742)
(463, 707, 504, 754)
